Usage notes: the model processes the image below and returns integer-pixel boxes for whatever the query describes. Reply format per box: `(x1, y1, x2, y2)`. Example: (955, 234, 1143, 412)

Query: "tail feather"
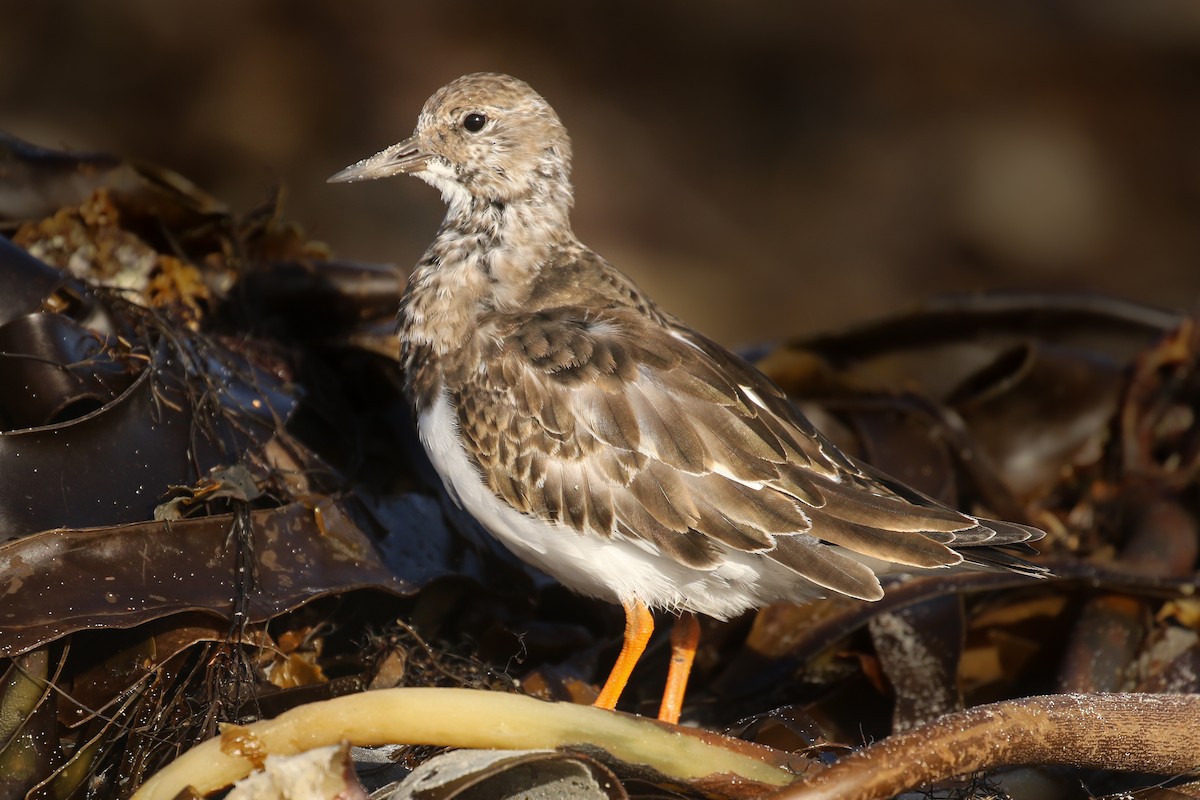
(953, 517, 1048, 577)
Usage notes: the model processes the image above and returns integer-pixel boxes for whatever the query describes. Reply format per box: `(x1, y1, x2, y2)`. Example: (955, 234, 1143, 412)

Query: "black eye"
(463, 112, 487, 132)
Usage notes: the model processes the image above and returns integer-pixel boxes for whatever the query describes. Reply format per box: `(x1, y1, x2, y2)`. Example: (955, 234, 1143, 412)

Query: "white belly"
(416, 391, 823, 619)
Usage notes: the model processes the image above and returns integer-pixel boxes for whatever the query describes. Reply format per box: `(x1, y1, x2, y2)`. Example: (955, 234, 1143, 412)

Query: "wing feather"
(770, 534, 885, 600)
(450, 305, 1043, 601)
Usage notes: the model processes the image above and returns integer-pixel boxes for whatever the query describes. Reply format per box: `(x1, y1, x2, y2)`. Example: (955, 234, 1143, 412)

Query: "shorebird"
(330, 72, 1044, 724)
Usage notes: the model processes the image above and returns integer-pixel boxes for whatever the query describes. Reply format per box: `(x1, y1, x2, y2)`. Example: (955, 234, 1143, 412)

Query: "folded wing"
(451, 306, 1045, 602)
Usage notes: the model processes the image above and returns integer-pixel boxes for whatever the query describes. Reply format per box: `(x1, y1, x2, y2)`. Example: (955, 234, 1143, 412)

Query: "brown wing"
(450, 306, 1043, 601)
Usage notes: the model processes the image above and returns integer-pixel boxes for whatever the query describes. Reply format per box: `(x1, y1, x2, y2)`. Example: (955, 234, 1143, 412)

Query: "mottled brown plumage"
(331, 73, 1045, 719)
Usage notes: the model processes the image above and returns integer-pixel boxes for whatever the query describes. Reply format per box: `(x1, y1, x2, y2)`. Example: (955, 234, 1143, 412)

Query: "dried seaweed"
(1, 132, 1198, 800)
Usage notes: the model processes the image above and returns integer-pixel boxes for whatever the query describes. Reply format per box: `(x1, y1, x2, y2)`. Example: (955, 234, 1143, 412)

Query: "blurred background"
(4, 0, 1200, 345)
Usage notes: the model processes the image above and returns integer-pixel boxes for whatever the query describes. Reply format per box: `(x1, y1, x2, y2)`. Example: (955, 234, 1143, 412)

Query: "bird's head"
(330, 72, 574, 214)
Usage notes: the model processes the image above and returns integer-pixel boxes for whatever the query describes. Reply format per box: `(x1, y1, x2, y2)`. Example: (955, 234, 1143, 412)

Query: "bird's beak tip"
(326, 166, 362, 184)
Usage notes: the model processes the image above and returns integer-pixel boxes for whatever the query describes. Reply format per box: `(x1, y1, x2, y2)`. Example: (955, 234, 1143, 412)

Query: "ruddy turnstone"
(330, 72, 1045, 724)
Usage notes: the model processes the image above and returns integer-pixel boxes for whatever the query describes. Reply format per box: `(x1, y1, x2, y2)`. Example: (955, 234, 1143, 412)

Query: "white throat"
(416, 161, 473, 214)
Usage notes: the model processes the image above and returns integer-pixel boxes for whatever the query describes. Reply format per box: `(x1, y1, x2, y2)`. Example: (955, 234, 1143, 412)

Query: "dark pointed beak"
(328, 136, 430, 183)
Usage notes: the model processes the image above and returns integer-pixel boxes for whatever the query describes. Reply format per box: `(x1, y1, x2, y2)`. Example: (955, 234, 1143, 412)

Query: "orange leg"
(658, 612, 700, 724)
(594, 598, 654, 711)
